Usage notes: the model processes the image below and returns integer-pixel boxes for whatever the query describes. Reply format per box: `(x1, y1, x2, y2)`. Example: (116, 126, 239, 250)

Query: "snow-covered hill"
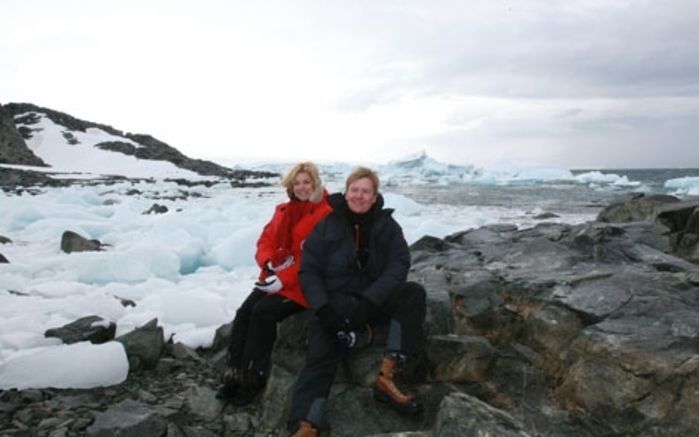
(0, 103, 270, 182)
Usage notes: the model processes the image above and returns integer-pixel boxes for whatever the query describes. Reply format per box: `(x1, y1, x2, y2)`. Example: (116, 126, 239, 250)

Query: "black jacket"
(299, 192, 410, 315)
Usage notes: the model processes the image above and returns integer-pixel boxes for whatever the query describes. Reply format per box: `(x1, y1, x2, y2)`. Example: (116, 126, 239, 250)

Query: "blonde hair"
(345, 166, 380, 194)
(281, 162, 323, 201)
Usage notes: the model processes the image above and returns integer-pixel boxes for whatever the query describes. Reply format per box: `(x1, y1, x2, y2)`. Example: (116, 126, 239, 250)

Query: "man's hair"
(281, 162, 322, 198)
(345, 166, 380, 194)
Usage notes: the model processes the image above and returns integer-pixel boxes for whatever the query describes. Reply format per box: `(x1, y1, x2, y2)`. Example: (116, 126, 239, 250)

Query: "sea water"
(383, 168, 699, 234)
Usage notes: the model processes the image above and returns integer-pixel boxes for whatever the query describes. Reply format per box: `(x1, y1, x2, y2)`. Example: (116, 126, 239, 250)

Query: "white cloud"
(2, 0, 698, 168)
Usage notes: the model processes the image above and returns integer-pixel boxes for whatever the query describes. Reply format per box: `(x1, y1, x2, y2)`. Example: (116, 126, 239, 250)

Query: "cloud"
(2, 0, 698, 168)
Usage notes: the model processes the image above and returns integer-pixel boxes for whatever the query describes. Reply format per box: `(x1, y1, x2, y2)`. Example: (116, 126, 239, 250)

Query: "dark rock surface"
(597, 192, 699, 263)
(0, 103, 47, 166)
(143, 203, 169, 215)
(2, 217, 698, 436)
(60, 231, 106, 254)
(45, 316, 116, 345)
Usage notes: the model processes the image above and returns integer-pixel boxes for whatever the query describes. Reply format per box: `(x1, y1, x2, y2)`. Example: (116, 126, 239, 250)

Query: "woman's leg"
(239, 294, 304, 377)
(231, 294, 304, 406)
(227, 290, 268, 369)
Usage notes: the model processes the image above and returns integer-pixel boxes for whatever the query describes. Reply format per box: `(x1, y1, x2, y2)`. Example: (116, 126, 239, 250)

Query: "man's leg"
(373, 281, 426, 414)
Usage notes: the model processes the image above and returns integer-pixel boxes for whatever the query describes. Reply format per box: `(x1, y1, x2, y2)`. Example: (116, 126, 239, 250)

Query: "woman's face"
(293, 172, 314, 201)
(345, 177, 377, 214)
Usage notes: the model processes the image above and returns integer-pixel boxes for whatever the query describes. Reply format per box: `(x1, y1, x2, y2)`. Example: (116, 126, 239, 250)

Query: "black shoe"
(216, 367, 240, 401)
(230, 372, 266, 406)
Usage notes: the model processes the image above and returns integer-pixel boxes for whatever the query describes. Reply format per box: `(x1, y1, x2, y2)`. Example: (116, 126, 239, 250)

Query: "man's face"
(345, 177, 377, 214)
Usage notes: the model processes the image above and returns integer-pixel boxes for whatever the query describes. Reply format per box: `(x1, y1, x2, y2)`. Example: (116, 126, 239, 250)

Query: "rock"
(44, 315, 116, 345)
(427, 335, 497, 383)
(115, 318, 164, 371)
(143, 203, 168, 215)
(60, 230, 105, 253)
(0, 103, 47, 166)
(410, 235, 451, 252)
(0, 253, 8, 263)
(434, 393, 531, 437)
(596, 194, 699, 263)
(86, 399, 175, 437)
(596, 193, 680, 223)
(0, 235, 11, 244)
(534, 212, 559, 220)
(183, 386, 221, 420)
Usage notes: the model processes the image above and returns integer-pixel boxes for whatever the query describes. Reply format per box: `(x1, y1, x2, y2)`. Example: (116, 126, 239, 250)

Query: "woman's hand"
(255, 275, 283, 293)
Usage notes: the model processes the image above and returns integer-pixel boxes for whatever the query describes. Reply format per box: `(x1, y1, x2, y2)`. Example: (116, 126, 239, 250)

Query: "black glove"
(316, 305, 348, 334)
(348, 298, 375, 331)
(336, 330, 357, 349)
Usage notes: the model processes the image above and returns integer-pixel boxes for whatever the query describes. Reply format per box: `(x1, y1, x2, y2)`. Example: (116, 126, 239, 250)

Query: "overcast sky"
(2, 0, 698, 169)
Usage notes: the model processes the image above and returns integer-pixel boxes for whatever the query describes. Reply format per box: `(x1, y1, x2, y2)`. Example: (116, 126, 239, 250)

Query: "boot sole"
(372, 386, 423, 415)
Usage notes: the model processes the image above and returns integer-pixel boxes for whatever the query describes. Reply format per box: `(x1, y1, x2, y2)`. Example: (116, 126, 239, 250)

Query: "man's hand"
(316, 305, 347, 333)
(254, 275, 283, 293)
(348, 298, 376, 331)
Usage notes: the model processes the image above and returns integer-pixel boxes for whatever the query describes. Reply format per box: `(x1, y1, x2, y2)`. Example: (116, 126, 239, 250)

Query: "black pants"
(288, 281, 426, 428)
(227, 289, 304, 377)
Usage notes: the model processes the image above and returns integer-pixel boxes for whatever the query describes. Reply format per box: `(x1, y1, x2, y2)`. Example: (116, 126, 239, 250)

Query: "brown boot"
(372, 355, 423, 415)
(288, 420, 318, 437)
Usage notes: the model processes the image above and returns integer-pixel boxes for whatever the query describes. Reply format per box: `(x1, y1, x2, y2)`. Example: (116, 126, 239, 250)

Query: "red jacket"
(255, 190, 332, 307)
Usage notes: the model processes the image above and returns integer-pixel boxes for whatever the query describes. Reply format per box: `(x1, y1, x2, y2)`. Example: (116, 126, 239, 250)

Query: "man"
(287, 166, 426, 437)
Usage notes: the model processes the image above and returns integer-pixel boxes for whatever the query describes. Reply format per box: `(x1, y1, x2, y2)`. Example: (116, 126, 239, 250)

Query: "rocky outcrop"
(597, 192, 699, 263)
(3, 102, 276, 181)
(0, 103, 47, 166)
(2, 218, 698, 436)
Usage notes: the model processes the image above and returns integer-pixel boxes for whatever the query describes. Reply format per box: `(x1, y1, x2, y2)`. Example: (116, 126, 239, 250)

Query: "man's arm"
(361, 219, 410, 307)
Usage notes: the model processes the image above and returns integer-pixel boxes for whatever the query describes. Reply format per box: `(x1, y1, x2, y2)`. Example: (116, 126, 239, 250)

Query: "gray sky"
(2, 0, 698, 168)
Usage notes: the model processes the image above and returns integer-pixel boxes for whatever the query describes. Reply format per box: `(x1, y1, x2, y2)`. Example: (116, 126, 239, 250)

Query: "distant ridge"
(0, 102, 274, 181)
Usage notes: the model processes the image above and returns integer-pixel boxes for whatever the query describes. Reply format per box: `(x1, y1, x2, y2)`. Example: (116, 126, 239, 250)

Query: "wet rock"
(0, 235, 11, 244)
(534, 211, 559, 220)
(115, 318, 164, 371)
(0, 253, 8, 263)
(44, 315, 116, 345)
(60, 230, 105, 253)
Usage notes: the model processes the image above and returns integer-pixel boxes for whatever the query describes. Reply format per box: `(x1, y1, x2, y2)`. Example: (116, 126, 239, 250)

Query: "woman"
(218, 162, 332, 406)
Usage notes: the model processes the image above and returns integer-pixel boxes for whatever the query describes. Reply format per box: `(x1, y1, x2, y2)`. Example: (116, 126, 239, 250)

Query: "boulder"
(44, 315, 116, 344)
(0, 235, 11, 244)
(0, 253, 8, 263)
(60, 230, 105, 253)
(143, 203, 169, 215)
(115, 319, 164, 371)
(596, 194, 699, 263)
(596, 193, 680, 223)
